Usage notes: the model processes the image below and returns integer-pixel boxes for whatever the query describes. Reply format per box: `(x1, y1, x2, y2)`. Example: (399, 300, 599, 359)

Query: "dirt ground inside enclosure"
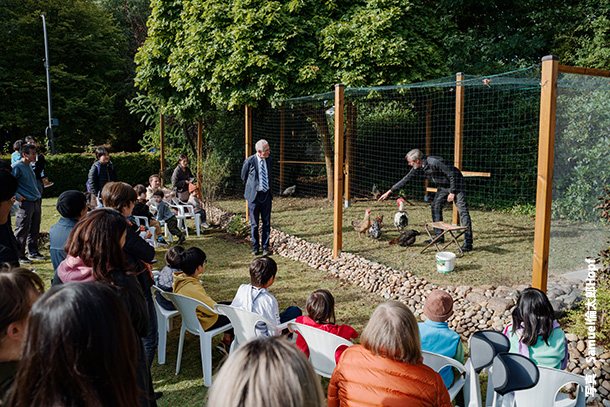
(216, 196, 606, 287)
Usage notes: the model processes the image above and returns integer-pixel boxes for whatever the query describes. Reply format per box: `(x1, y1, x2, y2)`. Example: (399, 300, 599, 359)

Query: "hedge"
(2, 153, 162, 197)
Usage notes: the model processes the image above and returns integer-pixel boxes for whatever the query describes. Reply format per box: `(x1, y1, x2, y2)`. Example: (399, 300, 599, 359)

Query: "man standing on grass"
(242, 139, 273, 256)
(12, 143, 44, 263)
(379, 148, 473, 252)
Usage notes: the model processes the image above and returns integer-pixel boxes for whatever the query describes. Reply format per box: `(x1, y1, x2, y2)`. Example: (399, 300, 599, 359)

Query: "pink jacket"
(57, 255, 95, 283)
(295, 315, 358, 361)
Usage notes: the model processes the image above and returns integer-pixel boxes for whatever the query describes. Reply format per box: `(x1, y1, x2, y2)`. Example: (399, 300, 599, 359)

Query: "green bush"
(2, 152, 162, 197)
(226, 216, 249, 238)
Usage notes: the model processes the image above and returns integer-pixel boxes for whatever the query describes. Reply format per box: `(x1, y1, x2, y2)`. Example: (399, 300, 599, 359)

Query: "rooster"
(372, 184, 381, 200)
(388, 229, 420, 247)
(369, 220, 382, 239)
(394, 198, 409, 232)
(352, 209, 372, 238)
(374, 214, 383, 229)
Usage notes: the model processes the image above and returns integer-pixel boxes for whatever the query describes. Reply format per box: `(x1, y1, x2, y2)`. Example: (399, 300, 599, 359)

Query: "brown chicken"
(374, 214, 384, 229)
(352, 209, 372, 238)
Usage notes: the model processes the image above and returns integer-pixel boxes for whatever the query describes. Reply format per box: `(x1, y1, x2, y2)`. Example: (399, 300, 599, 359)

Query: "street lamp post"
(41, 14, 55, 155)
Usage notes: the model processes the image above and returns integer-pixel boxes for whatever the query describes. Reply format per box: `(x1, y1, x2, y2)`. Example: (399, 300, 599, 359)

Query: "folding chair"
(287, 322, 354, 378)
(421, 221, 469, 257)
(161, 292, 232, 387)
(422, 351, 468, 402)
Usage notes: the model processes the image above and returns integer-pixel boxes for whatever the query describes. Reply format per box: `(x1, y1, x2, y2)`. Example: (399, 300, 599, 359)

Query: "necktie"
(260, 160, 268, 192)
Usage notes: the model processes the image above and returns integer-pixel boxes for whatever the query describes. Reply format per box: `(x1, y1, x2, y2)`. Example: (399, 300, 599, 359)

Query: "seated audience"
(207, 336, 324, 407)
(186, 184, 210, 228)
(295, 289, 358, 361)
(6, 283, 139, 407)
(152, 190, 185, 244)
(231, 256, 301, 337)
(56, 208, 156, 406)
(171, 154, 194, 202)
(133, 184, 168, 246)
(418, 289, 464, 388)
(172, 247, 233, 354)
(146, 174, 172, 200)
(0, 268, 44, 404)
(328, 301, 452, 407)
(503, 287, 568, 369)
(0, 169, 20, 268)
(155, 246, 184, 311)
(49, 190, 87, 285)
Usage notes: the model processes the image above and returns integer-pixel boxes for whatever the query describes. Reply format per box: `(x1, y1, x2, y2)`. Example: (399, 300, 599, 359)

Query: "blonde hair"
(360, 301, 422, 364)
(207, 337, 324, 407)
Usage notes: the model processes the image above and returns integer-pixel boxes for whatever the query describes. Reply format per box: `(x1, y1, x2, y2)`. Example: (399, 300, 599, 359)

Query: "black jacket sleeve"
(88, 162, 100, 195)
(111, 271, 149, 337)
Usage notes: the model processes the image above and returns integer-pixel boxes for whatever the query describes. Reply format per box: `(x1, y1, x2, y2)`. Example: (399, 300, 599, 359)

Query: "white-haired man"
(242, 140, 273, 256)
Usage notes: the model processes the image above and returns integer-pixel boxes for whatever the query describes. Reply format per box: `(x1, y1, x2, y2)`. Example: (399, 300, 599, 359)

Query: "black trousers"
(431, 187, 473, 245)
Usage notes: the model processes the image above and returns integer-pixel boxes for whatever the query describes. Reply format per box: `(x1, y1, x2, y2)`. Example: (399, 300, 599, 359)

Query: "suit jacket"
(241, 154, 273, 203)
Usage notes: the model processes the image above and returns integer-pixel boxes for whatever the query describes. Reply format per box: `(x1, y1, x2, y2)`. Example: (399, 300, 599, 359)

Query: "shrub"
(226, 216, 249, 238)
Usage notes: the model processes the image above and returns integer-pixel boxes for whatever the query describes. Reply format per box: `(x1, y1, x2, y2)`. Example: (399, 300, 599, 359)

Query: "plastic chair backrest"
(422, 351, 468, 401)
(214, 304, 278, 345)
(469, 330, 510, 373)
(287, 322, 353, 378)
(162, 291, 215, 335)
(492, 353, 539, 396)
(513, 366, 586, 407)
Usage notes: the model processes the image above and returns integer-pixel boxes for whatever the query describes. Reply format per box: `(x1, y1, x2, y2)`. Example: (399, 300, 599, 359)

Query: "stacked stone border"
(207, 205, 609, 404)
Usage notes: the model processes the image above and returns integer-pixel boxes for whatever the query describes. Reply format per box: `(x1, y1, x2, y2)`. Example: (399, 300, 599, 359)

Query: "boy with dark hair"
(155, 245, 184, 311)
(172, 247, 232, 352)
(231, 257, 301, 336)
(152, 190, 185, 245)
(24, 136, 53, 190)
(11, 140, 24, 165)
(133, 184, 168, 246)
(87, 146, 117, 198)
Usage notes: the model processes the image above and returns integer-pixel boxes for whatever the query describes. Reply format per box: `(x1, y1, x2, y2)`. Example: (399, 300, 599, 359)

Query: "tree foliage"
(0, 0, 130, 151)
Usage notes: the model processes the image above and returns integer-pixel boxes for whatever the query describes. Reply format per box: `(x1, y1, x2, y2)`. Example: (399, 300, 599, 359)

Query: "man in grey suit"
(242, 139, 273, 256)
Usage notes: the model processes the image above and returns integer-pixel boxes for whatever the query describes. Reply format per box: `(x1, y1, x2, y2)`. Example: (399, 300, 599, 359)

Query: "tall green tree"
(0, 0, 127, 152)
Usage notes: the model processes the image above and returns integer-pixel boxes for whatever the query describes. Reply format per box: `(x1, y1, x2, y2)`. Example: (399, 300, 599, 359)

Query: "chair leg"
(200, 334, 213, 387)
(195, 214, 201, 237)
(176, 326, 186, 375)
(157, 315, 167, 365)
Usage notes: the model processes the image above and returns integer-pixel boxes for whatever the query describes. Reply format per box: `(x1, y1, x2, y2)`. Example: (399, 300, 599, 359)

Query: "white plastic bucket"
(436, 251, 456, 273)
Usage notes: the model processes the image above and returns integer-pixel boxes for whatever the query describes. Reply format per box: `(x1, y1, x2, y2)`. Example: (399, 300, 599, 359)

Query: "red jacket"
(295, 316, 359, 361)
(328, 345, 452, 407)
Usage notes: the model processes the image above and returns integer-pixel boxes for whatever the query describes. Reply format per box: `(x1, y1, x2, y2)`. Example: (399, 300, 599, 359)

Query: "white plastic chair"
(161, 292, 232, 387)
(286, 322, 354, 378)
(512, 366, 586, 407)
(170, 197, 201, 237)
(146, 204, 174, 242)
(133, 216, 158, 247)
(422, 350, 468, 402)
(150, 285, 179, 365)
(214, 304, 292, 353)
(490, 353, 539, 407)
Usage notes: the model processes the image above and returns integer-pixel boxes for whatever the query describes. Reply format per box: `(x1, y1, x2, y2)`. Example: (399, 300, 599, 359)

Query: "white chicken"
(282, 185, 296, 196)
(394, 198, 409, 232)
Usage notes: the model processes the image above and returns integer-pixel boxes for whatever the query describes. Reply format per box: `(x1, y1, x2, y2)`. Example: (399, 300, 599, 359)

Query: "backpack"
(86, 164, 101, 193)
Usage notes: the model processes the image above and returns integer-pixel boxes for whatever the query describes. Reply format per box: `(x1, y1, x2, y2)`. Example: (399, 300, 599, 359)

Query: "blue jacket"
(419, 319, 462, 388)
(11, 161, 41, 201)
(241, 154, 273, 203)
(49, 217, 78, 284)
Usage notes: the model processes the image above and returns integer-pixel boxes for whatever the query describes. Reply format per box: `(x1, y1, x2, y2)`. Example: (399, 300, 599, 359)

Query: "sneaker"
(42, 178, 54, 188)
(177, 236, 186, 245)
(157, 237, 169, 246)
(19, 257, 32, 265)
(216, 341, 230, 357)
(202, 222, 211, 229)
(262, 249, 273, 256)
(154, 391, 163, 400)
(251, 249, 260, 256)
(28, 252, 46, 261)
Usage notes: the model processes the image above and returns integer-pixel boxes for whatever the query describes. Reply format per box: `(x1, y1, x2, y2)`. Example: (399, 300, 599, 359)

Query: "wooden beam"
(453, 73, 464, 225)
(245, 105, 253, 222)
(333, 84, 344, 259)
(462, 171, 491, 177)
(160, 113, 165, 183)
(558, 65, 610, 77)
(532, 55, 559, 293)
(197, 118, 203, 200)
(280, 108, 285, 192)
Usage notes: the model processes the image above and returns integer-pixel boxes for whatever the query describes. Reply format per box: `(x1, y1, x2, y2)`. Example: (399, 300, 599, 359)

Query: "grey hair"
(405, 149, 423, 161)
(255, 139, 269, 152)
(360, 301, 422, 364)
(207, 337, 324, 407)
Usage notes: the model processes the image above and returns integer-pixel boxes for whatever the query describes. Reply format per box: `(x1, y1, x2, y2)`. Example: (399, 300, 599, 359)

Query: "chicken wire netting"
(252, 65, 542, 210)
(549, 72, 610, 274)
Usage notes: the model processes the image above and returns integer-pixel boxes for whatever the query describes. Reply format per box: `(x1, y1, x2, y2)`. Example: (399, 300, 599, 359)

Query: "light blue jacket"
(419, 319, 462, 388)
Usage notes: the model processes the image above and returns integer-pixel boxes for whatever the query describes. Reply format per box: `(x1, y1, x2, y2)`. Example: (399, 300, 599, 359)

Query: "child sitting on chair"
(172, 247, 232, 354)
(503, 287, 568, 370)
(155, 246, 185, 311)
(231, 257, 302, 337)
(418, 289, 464, 389)
(295, 289, 358, 361)
(133, 184, 168, 246)
(152, 190, 185, 245)
(187, 184, 210, 228)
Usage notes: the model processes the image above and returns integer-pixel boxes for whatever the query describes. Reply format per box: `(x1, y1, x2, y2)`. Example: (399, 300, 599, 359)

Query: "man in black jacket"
(379, 148, 473, 252)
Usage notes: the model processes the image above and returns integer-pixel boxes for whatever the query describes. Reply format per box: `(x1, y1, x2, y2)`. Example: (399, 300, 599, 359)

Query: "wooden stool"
(421, 222, 469, 257)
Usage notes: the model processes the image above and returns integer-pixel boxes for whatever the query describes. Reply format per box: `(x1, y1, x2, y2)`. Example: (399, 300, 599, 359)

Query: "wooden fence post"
(453, 73, 464, 225)
(532, 55, 559, 293)
(333, 84, 345, 259)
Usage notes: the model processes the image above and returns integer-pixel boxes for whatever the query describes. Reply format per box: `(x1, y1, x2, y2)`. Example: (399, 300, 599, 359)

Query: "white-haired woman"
(328, 301, 452, 407)
(208, 336, 324, 407)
